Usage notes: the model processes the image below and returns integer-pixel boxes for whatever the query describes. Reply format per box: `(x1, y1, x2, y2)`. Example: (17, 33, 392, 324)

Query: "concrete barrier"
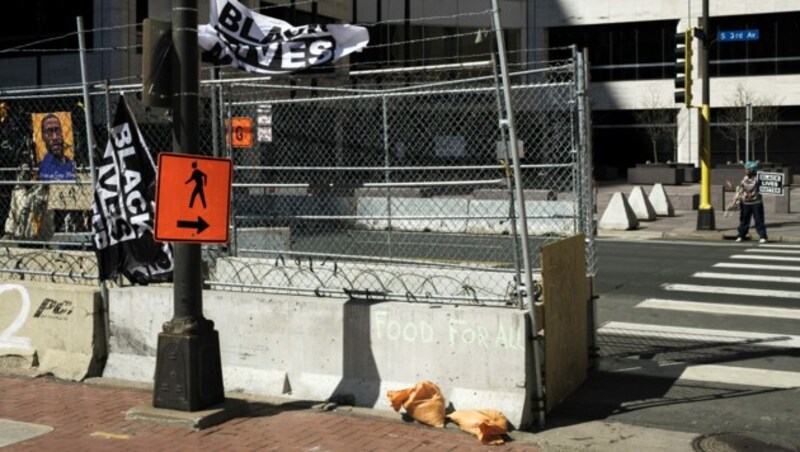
(104, 288, 534, 427)
(0, 281, 104, 380)
(628, 186, 657, 221)
(357, 197, 576, 236)
(648, 183, 675, 217)
(598, 192, 638, 230)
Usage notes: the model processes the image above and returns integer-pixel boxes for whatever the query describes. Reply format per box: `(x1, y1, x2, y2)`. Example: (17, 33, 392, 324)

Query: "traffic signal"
(674, 28, 693, 106)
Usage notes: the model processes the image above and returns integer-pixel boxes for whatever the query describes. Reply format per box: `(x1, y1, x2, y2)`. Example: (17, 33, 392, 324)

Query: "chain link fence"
(0, 48, 594, 304)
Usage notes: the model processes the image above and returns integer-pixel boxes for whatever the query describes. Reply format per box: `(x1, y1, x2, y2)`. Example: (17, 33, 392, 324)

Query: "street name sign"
(718, 29, 760, 42)
(155, 152, 232, 243)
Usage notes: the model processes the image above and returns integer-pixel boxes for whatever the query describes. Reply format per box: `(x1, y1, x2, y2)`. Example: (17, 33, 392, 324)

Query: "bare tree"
(716, 84, 754, 163)
(634, 90, 676, 163)
(751, 99, 780, 163)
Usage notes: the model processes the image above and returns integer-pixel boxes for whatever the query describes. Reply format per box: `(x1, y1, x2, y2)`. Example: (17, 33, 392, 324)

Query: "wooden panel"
(541, 234, 589, 412)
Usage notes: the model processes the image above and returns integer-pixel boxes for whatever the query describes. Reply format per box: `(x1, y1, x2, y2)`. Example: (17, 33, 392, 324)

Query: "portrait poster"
(31, 111, 74, 165)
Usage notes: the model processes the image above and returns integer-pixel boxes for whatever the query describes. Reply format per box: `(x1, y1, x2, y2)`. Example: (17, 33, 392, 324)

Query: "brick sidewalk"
(0, 376, 540, 451)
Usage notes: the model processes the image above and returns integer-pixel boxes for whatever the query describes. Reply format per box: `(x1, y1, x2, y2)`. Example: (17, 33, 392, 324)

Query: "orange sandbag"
(386, 380, 446, 428)
(446, 409, 509, 445)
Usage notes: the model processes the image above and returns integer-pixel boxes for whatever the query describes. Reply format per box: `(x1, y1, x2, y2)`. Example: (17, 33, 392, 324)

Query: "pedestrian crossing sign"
(154, 152, 232, 243)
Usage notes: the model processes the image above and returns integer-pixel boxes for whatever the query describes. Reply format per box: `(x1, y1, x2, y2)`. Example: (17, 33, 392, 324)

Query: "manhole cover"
(692, 432, 797, 452)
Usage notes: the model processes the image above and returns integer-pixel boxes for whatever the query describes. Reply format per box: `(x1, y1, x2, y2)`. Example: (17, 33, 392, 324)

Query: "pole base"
(696, 208, 716, 231)
(153, 330, 225, 411)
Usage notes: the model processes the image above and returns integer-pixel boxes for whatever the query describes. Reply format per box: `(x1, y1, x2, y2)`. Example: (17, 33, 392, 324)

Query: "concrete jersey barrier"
(104, 287, 535, 427)
(0, 281, 104, 381)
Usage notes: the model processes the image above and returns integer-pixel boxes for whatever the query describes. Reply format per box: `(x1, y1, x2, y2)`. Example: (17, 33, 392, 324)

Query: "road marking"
(692, 271, 800, 284)
(637, 298, 800, 320)
(599, 321, 800, 348)
(744, 248, 800, 255)
(662, 283, 800, 299)
(731, 254, 800, 262)
(680, 365, 800, 389)
(713, 262, 800, 272)
(760, 244, 800, 249)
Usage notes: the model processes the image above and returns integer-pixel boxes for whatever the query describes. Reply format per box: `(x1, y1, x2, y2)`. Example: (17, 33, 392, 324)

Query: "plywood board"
(541, 234, 589, 412)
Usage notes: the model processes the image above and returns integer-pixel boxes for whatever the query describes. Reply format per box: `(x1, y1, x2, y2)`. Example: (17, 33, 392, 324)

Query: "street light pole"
(697, 0, 715, 230)
(152, 0, 225, 411)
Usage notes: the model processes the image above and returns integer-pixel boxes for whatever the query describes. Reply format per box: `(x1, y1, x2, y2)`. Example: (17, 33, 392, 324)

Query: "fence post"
(77, 15, 109, 353)
(382, 96, 393, 254)
(574, 46, 599, 369)
(491, 0, 545, 427)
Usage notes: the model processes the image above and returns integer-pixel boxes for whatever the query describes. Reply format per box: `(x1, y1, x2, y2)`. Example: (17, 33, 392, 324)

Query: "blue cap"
(744, 161, 759, 171)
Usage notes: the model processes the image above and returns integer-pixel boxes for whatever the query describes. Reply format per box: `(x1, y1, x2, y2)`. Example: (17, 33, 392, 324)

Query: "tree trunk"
(652, 138, 658, 163)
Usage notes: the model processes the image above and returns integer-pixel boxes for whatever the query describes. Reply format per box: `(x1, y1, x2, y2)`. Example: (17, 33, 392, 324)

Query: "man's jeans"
(738, 202, 767, 239)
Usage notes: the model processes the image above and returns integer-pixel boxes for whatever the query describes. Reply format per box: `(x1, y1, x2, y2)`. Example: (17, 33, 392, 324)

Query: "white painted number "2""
(0, 284, 32, 349)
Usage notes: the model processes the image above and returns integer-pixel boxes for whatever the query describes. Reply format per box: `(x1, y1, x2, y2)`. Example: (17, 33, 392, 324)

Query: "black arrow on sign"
(177, 216, 209, 234)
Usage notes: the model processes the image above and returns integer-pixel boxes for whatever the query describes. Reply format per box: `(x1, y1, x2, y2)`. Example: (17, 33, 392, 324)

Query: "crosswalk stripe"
(759, 244, 800, 249)
(731, 254, 800, 262)
(599, 321, 800, 348)
(744, 248, 800, 255)
(692, 271, 800, 284)
(679, 365, 800, 389)
(713, 262, 800, 272)
(637, 298, 800, 320)
(662, 283, 800, 299)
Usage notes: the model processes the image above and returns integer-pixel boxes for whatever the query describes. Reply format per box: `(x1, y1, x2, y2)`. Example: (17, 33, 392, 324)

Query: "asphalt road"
(550, 238, 800, 449)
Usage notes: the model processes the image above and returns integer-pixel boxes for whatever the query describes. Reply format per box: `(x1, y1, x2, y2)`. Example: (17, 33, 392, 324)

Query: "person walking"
(733, 161, 768, 243)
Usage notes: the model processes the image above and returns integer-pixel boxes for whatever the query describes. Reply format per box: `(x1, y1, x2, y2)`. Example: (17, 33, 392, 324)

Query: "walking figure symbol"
(186, 161, 207, 208)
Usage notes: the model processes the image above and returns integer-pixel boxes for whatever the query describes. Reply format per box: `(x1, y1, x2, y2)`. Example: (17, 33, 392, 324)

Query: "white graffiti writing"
(373, 311, 525, 350)
(0, 284, 32, 350)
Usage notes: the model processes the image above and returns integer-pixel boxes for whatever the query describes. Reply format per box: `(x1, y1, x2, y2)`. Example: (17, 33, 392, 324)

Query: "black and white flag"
(198, 0, 369, 74)
(91, 95, 173, 284)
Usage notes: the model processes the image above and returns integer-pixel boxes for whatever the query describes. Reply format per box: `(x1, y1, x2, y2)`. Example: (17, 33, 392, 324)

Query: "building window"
(549, 20, 678, 82)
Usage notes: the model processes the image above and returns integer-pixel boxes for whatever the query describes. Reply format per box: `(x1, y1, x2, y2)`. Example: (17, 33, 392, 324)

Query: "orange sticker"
(228, 117, 254, 148)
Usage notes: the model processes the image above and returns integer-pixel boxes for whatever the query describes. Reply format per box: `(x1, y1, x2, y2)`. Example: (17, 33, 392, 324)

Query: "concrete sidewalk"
(596, 181, 800, 243)
(0, 373, 699, 451)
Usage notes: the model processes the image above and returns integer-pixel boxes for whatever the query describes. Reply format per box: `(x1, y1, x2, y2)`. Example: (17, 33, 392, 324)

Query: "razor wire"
(0, 51, 594, 303)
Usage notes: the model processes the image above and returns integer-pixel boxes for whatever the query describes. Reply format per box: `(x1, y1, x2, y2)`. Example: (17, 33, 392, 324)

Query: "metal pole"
(697, 0, 715, 230)
(745, 103, 752, 163)
(382, 97, 393, 255)
(77, 15, 108, 355)
(153, 0, 224, 411)
(211, 68, 220, 157)
(76, 17, 97, 183)
(490, 52, 522, 298)
(575, 46, 598, 370)
(491, 0, 545, 427)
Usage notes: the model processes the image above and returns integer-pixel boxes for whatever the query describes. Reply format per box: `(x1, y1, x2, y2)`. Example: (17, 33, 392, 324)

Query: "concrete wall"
(104, 288, 535, 427)
(535, 0, 800, 27)
(0, 281, 104, 380)
(355, 197, 576, 236)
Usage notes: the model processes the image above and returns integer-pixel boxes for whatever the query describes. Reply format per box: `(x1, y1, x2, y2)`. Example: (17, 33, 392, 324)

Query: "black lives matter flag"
(198, 0, 369, 75)
(91, 95, 173, 284)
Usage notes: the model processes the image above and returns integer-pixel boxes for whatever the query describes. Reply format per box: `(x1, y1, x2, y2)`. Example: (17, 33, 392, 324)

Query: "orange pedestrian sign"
(228, 117, 254, 148)
(154, 152, 232, 243)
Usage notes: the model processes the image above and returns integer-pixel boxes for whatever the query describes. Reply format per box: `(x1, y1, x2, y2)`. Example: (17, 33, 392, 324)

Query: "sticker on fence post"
(226, 117, 254, 148)
(154, 152, 232, 243)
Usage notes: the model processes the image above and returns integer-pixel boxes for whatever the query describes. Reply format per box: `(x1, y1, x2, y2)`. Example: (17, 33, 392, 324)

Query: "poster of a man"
(32, 111, 76, 181)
